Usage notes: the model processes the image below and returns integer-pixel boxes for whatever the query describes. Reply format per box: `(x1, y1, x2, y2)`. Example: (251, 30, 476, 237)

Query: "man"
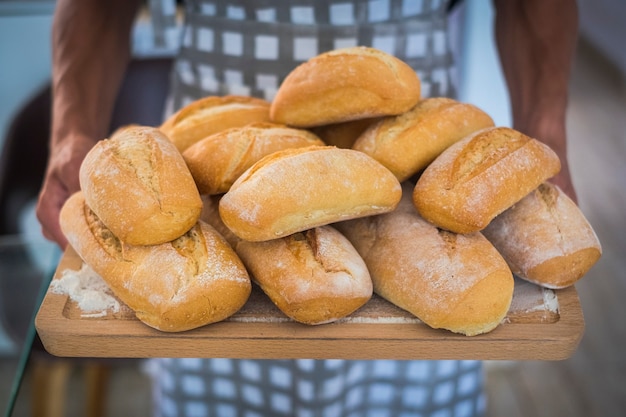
(36, 1, 579, 415)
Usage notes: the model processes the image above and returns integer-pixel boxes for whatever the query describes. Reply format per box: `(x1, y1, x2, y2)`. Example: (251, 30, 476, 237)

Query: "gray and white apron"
(146, 1, 483, 416)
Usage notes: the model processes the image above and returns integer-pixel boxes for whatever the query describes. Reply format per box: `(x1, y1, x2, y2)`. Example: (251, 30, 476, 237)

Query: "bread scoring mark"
(170, 224, 206, 278)
(437, 228, 458, 255)
(221, 130, 256, 189)
(188, 123, 325, 194)
(84, 202, 124, 260)
(110, 130, 162, 205)
(288, 229, 354, 277)
(376, 98, 454, 144)
(536, 183, 567, 253)
(537, 182, 559, 207)
(449, 128, 528, 189)
(286, 230, 334, 275)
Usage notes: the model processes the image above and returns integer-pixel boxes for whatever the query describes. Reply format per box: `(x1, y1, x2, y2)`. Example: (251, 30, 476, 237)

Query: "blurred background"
(1, 1, 625, 416)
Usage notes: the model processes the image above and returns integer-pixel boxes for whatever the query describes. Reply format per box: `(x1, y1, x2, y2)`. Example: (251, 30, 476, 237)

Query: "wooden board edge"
(34, 248, 586, 361)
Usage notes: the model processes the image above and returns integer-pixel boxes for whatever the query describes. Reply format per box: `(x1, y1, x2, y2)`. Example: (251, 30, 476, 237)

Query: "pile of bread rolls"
(60, 46, 601, 336)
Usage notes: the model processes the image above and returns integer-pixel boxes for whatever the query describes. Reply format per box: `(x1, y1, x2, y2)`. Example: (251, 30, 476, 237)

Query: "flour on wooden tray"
(50, 263, 120, 318)
(534, 288, 559, 313)
(508, 278, 559, 314)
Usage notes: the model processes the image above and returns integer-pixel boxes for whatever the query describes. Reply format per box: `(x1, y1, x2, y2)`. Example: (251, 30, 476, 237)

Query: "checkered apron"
(148, 358, 485, 417)
(147, 1, 484, 416)
(151, 0, 459, 107)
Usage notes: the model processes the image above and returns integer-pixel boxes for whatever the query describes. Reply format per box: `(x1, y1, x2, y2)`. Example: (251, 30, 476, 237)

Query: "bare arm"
(493, 0, 579, 202)
(36, 0, 141, 248)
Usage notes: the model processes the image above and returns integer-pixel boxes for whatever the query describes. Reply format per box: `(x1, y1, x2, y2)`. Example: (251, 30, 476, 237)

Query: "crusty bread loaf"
(160, 95, 271, 152)
(311, 118, 380, 149)
(59, 192, 251, 332)
(237, 227, 373, 325)
(219, 146, 402, 241)
(270, 46, 421, 127)
(413, 127, 561, 234)
(483, 182, 602, 289)
(353, 98, 495, 181)
(335, 183, 514, 336)
(79, 126, 202, 246)
(201, 195, 372, 325)
(182, 123, 325, 195)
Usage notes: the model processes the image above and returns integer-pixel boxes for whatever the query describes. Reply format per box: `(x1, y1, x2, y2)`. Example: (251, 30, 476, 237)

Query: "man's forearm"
(493, 0, 579, 199)
(493, 0, 578, 136)
(51, 0, 141, 146)
(493, 0, 578, 128)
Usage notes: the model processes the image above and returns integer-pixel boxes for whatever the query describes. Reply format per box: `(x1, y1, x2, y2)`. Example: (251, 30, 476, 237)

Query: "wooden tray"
(35, 247, 584, 360)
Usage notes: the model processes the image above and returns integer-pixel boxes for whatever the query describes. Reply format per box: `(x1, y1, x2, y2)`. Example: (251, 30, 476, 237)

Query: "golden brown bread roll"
(237, 227, 373, 325)
(182, 123, 325, 195)
(219, 146, 402, 241)
(413, 126, 561, 234)
(201, 196, 373, 325)
(483, 182, 602, 289)
(160, 95, 271, 152)
(79, 126, 202, 246)
(60, 192, 252, 332)
(270, 46, 421, 127)
(352, 97, 495, 181)
(335, 183, 514, 336)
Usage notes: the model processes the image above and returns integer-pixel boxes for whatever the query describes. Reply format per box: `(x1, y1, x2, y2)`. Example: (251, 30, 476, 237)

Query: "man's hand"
(516, 116, 578, 204)
(36, 134, 95, 248)
(37, 0, 141, 248)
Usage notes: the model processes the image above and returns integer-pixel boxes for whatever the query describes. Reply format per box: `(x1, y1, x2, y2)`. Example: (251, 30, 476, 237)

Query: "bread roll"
(238, 227, 373, 325)
(270, 46, 421, 127)
(219, 146, 402, 241)
(335, 183, 514, 336)
(413, 127, 561, 234)
(483, 182, 602, 289)
(183, 123, 325, 195)
(60, 192, 251, 332)
(79, 126, 202, 246)
(160, 95, 271, 152)
(353, 98, 495, 181)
